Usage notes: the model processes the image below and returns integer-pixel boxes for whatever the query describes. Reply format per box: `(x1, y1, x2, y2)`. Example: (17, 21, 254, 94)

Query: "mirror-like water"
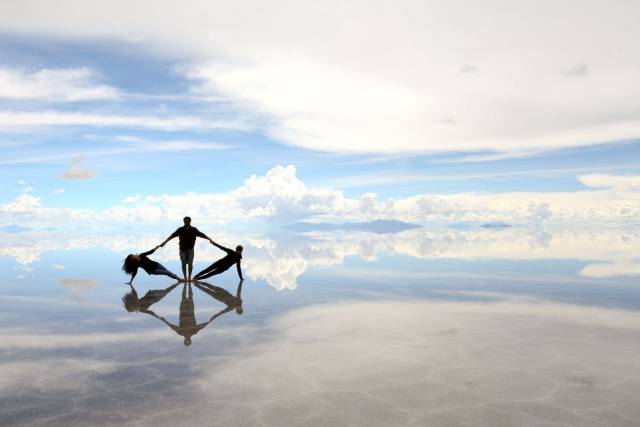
(1, 227, 639, 426)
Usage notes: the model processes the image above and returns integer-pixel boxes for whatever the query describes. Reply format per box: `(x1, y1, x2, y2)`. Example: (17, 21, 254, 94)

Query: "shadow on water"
(122, 280, 244, 346)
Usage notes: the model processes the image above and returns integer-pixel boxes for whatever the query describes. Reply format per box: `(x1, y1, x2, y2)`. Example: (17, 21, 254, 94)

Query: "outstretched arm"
(236, 261, 243, 281)
(211, 241, 233, 254)
(197, 305, 235, 331)
(144, 310, 181, 334)
(195, 228, 213, 243)
(158, 229, 180, 248)
(139, 248, 156, 257)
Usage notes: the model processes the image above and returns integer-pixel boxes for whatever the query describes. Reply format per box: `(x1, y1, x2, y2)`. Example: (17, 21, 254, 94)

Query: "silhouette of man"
(157, 216, 212, 282)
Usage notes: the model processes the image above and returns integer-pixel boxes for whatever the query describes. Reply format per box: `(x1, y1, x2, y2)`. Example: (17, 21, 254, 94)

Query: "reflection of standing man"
(157, 216, 212, 282)
(149, 282, 234, 346)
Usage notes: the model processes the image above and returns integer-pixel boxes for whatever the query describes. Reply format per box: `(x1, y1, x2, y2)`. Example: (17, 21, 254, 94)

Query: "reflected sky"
(1, 228, 639, 426)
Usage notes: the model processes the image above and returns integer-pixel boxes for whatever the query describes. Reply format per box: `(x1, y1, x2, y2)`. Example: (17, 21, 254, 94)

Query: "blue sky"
(1, 1, 640, 228)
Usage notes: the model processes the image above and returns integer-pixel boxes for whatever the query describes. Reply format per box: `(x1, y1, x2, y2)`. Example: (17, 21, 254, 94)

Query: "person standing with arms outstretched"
(157, 216, 213, 282)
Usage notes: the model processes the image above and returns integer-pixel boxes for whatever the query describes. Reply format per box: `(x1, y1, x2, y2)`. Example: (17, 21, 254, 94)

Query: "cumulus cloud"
(2, 166, 640, 229)
(122, 194, 141, 203)
(0, 67, 119, 101)
(0, 1, 638, 154)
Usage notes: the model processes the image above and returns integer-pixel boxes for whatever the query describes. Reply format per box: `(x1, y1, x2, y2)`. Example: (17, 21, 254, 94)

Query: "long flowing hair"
(121, 289, 139, 312)
(122, 254, 138, 275)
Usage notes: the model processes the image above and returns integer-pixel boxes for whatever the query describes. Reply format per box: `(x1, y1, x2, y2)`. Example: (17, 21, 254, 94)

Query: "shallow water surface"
(1, 228, 639, 426)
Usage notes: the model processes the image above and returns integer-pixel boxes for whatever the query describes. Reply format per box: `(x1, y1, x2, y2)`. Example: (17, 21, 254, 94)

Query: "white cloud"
(0, 1, 638, 154)
(0, 193, 42, 213)
(21, 186, 34, 193)
(53, 188, 65, 194)
(2, 167, 640, 230)
(578, 173, 640, 192)
(122, 194, 141, 203)
(16, 179, 26, 185)
(114, 135, 231, 151)
(0, 110, 248, 131)
(0, 67, 119, 101)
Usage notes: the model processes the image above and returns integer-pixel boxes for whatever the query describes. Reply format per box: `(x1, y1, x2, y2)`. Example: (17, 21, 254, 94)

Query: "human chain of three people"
(122, 216, 243, 284)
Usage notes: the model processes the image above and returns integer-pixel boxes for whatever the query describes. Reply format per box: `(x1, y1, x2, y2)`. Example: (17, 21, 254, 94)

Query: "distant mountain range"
(0, 225, 59, 233)
(0, 224, 32, 233)
(479, 221, 512, 228)
(286, 219, 422, 234)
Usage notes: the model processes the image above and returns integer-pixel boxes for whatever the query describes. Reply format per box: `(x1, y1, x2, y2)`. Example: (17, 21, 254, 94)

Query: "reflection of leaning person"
(157, 216, 213, 282)
(122, 248, 180, 284)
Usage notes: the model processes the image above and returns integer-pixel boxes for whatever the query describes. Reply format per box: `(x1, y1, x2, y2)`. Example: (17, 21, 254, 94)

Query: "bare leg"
(187, 263, 193, 282)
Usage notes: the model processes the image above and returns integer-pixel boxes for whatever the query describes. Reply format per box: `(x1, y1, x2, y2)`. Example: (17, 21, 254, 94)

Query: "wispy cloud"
(0, 135, 233, 165)
(578, 173, 640, 191)
(114, 135, 231, 151)
(0, 3, 638, 156)
(0, 111, 249, 131)
(0, 67, 119, 101)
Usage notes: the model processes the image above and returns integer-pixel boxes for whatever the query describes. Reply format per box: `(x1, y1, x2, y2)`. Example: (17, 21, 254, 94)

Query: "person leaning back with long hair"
(122, 247, 181, 284)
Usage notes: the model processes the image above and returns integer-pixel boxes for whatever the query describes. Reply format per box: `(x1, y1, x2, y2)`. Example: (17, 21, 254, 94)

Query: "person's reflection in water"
(193, 279, 244, 315)
(122, 282, 180, 314)
(147, 282, 239, 347)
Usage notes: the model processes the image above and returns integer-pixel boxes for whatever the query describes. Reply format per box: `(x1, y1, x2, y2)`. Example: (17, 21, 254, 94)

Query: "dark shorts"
(179, 249, 194, 265)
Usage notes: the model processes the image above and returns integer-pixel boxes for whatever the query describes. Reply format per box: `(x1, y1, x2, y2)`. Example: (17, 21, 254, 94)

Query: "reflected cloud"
(1, 228, 640, 290)
(1, 293, 639, 425)
(190, 294, 640, 425)
(61, 277, 97, 302)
